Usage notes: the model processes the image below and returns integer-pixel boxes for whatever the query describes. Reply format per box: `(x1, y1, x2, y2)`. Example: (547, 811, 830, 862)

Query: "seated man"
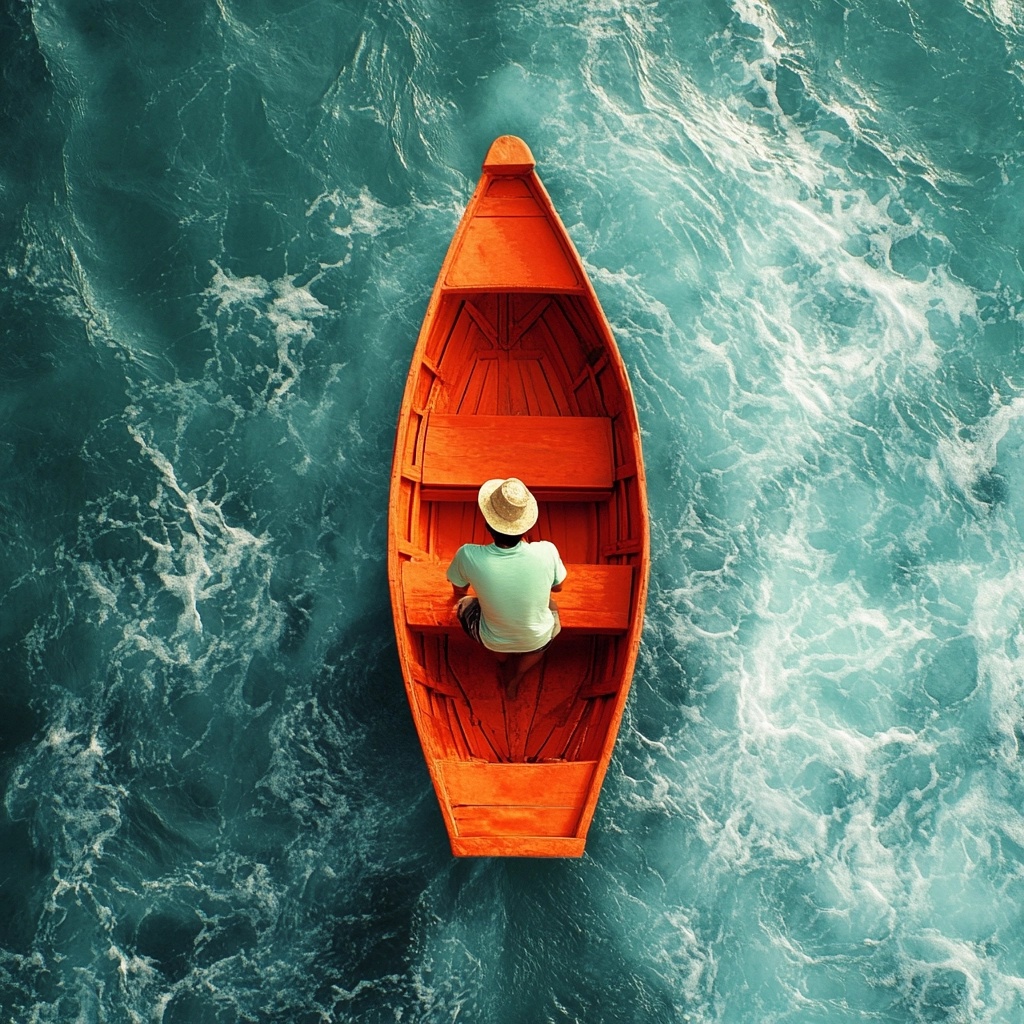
(446, 477, 567, 698)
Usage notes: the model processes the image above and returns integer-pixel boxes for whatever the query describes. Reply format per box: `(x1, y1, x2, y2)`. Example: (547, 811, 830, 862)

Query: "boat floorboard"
(431, 634, 612, 763)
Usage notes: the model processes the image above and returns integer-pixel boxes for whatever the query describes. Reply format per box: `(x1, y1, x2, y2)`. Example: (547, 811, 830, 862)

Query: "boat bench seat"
(437, 759, 596, 839)
(402, 560, 633, 634)
(419, 414, 614, 501)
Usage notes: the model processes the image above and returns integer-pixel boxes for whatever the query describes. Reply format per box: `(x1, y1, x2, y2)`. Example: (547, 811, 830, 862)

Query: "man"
(446, 477, 567, 698)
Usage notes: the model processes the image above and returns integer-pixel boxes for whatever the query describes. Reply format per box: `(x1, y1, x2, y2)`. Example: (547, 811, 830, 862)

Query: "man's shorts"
(455, 596, 561, 653)
(456, 595, 484, 644)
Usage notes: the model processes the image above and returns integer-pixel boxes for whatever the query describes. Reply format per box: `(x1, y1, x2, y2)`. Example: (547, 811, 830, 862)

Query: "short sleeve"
(550, 543, 567, 586)
(446, 546, 471, 588)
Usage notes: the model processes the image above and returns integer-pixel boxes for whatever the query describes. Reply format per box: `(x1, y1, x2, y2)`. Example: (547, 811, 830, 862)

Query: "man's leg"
(503, 647, 547, 700)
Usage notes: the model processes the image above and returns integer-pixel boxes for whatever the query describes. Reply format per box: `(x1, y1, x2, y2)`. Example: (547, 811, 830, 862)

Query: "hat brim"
(477, 478, 539, 535)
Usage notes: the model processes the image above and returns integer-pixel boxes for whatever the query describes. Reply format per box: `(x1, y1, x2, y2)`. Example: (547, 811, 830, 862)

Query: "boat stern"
(434, 758, 598, 858)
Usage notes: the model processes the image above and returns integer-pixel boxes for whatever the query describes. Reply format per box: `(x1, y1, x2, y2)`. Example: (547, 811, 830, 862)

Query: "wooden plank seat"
(437, 759, 596, 838)
(420, 413, 614, 501)
(403, 560, 633, 634)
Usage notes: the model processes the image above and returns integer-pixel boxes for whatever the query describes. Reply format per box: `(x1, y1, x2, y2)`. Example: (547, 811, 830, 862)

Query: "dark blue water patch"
(973, 313, 1023, 373)
(0, 346, 134, 645)
(100, 678, 269, 825)
(889, 230, 953, 283)
(773, 865, 869, 957)
(196, 910, 259, 968)
(29, 614, 109, 714)
(314, 610, 418, 752)
(223, 710, 280, 812)
(0, 305, 60, 386)
(2, 326, 115, 471)
(276, 589, 315, 653)
(890, 540, 927, 590)
(242, 651, 288, 710)
(160, 987, 235, 1024)
(802, 958, 911, 1021)
(0, 964, 34, 1024)
(971, 468, 1009, 509)
(874, 748, 940, 849)
(134, 905, 205, 982)
(773, 56, 827, 125)
(792, 759, 865, 818)
(898, 960, 972, 1022)
(119, 783, 211, 873)
(936, 349, 1008, 428)
(314, 869, 426, 1007)
(0, 706, 41, 798)
(777, 0, 1019, 160)
(0, 817, 51, 954)
(806, 276, 877, 331)
(434, 857, 693, 1024)
(0, 5, 62, 241)
(0, 645, 42, 756)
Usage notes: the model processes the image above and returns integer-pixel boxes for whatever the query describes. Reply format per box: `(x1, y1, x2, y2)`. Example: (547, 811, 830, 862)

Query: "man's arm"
(550, 582, 563, 593)
(447, 546, 470, 601)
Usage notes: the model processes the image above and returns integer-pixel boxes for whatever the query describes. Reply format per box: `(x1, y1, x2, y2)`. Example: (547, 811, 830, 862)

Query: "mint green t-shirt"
(446, 540, 567, 653)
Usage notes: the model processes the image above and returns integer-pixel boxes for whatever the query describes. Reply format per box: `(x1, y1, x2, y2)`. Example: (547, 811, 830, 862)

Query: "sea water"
(2, 0, 1023, 1021)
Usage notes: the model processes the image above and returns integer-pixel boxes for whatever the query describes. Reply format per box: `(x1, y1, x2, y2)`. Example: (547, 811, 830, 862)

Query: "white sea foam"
(308, 186, 406, 242)
(931, 395, 1024, 508)
(206, 265, 269, 312)
(74, 421, 281, 679)
(966, 0, 1021, 32)
(204, 266, 328, 406)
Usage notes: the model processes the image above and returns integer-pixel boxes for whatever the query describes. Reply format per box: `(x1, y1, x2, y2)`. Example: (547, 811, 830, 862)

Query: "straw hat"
(477, 477, 538, 535)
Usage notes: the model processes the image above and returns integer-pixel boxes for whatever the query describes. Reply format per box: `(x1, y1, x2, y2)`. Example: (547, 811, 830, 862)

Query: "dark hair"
(486, 524, 523, 548)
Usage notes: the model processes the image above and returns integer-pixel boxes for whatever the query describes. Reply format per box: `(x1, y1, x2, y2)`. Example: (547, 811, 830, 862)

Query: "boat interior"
(393, 292, 645, 769)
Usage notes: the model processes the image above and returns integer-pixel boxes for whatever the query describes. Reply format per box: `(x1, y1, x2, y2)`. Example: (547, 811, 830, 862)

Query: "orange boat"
(388, 136, 649, 857)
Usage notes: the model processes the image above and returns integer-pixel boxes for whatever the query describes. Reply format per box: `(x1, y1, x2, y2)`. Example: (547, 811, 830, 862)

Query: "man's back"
(447, 539, 566, 653)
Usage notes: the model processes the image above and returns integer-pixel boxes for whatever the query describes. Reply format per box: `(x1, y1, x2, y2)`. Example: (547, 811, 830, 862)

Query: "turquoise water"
(2, 0, 1024, 1020)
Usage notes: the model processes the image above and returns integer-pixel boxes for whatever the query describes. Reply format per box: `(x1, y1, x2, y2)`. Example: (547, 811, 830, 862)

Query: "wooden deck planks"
(457, 358, 499, 415)
(440, 759, 595, 838)
(515, 357, 560, 416)
(524, 308, 584, 411)
(445, 637, 510, 761)
(534, 502, 598, 564)
(452, 804, 581, 837)
(529, 702, 589, 761)
(506, 667, 541, 762)
(418, 630, 619, 764)
(523, 636, 598, 761)
(431, 630, 608, 763)
(439, 759, 595, 806)
(565, 693, 618, 762)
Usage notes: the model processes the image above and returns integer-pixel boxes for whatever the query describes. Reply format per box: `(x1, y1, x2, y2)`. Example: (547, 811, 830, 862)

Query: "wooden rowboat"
(388, 136, 649, 857)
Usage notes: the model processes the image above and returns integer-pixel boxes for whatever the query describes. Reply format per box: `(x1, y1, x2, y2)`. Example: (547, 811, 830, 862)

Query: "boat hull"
(388, 136, 649, 857)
